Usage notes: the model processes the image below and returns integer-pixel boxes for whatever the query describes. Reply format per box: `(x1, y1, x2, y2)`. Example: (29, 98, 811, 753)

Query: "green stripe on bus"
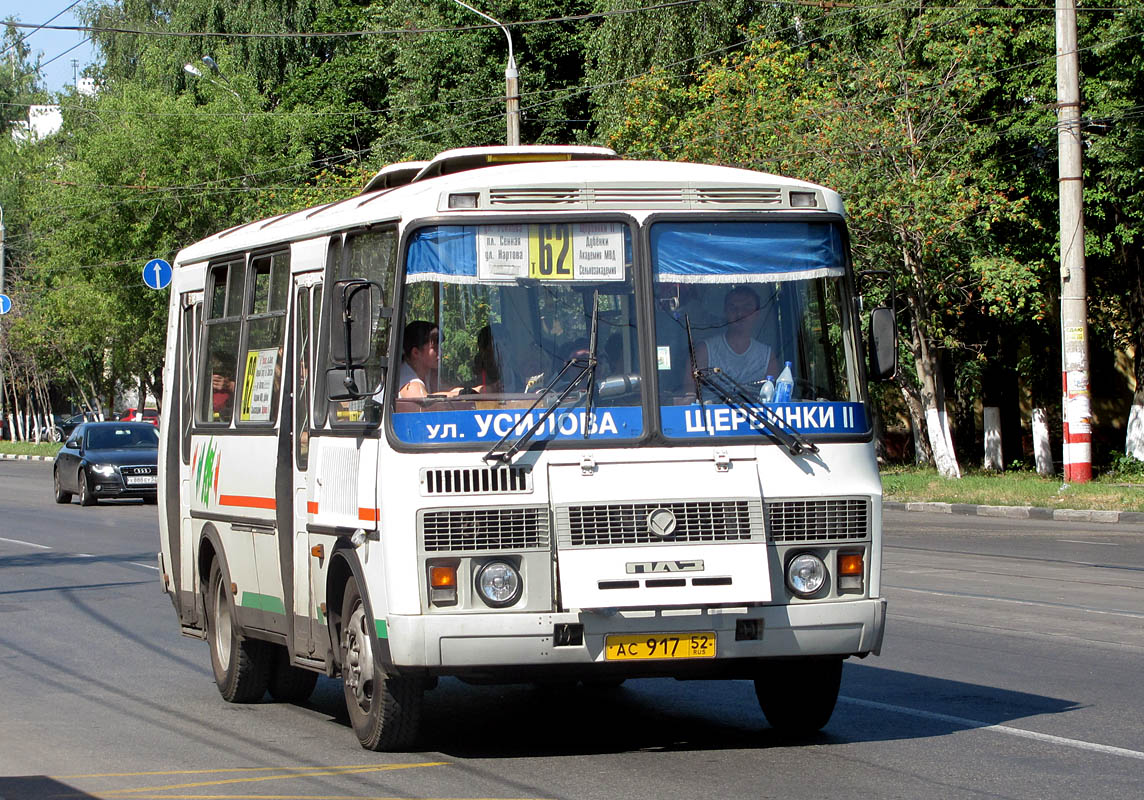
(375, 619, 388, 639)
(240, 591, 286, 616)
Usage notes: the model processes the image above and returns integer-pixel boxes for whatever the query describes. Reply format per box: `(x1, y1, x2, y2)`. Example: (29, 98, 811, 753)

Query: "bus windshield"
(650, 220, 864, 439)
(390, 222, 643, 446)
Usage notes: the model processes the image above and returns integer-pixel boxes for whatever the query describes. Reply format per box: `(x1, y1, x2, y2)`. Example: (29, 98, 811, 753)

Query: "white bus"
(157, 145, 896, 751)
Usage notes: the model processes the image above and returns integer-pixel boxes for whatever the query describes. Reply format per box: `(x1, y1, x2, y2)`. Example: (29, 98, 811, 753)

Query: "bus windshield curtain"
(651, 221, 845, 284)
(406, 226, 480, 284)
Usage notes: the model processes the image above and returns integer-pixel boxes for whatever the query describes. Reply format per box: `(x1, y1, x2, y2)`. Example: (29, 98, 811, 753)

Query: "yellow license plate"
(604, 632, 716, 661)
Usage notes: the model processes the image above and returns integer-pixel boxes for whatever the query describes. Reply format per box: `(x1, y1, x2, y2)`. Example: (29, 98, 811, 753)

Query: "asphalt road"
(2, 459, 1142, 800)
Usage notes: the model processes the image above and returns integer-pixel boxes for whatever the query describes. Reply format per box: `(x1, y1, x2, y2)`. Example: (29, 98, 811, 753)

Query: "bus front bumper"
(385, 597, 886, 676)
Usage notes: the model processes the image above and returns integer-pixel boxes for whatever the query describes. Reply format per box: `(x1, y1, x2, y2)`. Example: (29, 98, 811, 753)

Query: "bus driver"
(695, 285, 779, 386)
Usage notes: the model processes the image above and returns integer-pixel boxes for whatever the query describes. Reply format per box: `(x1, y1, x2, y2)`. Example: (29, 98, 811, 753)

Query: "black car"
(53, 422, 160, 506)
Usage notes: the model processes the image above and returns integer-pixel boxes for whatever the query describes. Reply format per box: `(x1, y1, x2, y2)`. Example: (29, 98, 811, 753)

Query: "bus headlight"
(786, 553, 827, 597)
(475, 561, 522, 608)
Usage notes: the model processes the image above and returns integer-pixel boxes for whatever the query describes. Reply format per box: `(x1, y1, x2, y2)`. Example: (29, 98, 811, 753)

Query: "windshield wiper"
(691, 365, 819, 456)
(485, 293, 602, 463)
(582, 291, 601, 440)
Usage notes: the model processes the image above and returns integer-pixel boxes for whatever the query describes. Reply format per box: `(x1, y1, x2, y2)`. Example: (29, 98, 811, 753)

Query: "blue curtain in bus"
(651, 221, 845, 281)
(406, 226, 478, 281)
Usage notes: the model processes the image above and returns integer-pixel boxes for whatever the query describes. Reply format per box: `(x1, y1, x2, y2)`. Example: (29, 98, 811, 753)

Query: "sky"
(6, 1, 98, 94)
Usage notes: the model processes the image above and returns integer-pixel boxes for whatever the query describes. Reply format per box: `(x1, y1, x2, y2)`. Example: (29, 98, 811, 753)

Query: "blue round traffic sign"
(143, 259, 173, 290)
(0, 294, 11, 315)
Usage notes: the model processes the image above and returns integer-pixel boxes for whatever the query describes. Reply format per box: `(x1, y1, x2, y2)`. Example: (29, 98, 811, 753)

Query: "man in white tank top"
(696, 286, 778, 386)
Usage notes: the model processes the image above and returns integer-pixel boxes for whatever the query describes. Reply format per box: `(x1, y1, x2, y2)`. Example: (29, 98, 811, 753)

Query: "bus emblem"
(646, 508, 678, 538)
(626, 560, 704, 574)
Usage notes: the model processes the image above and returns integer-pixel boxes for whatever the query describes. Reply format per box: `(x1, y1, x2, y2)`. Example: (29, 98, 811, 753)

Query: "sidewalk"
(884, 500, 1144, 525)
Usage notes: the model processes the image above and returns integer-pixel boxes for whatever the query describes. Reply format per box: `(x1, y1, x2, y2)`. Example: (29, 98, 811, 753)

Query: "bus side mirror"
(331, 279, 384, 366)
(326, 367, 374, 401)
(868, 306, 897, 381)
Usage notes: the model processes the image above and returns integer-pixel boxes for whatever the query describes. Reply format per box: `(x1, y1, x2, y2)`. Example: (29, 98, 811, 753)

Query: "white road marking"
(1057, 539, 1120, 546)
(888, 585, 1144, 620)
(131, 562, 160, 570)
(840, 696, 1144, 762)
(0, 536, 51, 550)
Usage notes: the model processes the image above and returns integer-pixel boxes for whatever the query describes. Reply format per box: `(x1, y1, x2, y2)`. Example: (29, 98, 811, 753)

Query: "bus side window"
(295, 285, 315, 468)
(238, 251, 289, 424)
(180, 299, 200, 463)
(198, 260, 244, 425)
(326, 227, 396, 427)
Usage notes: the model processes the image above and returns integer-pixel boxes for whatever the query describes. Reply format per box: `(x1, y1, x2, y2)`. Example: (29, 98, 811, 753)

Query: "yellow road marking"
(60, 766, 400, 779)
(88, 763, 447, 796)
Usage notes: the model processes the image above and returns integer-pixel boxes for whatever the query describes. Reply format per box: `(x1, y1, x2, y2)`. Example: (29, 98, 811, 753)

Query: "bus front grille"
(766, 498, 870, 542)
(420, 506, 550, 553)
(420, 466, 532, 496)
(556, 500, 763, 548)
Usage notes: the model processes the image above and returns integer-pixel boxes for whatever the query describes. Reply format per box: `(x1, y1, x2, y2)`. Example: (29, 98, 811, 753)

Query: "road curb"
(0, 453, 53, 462)
(885, 501, 1144, 525)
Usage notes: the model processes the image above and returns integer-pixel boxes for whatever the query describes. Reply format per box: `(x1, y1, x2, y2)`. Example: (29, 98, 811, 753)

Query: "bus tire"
(78, 469, 97, 506)
(753, 657, 842, 736)
(268, 646, 318, 703)
(340, 580, 421, 751)
(53, 468, 72, 504)
(206, 560, 270, 703)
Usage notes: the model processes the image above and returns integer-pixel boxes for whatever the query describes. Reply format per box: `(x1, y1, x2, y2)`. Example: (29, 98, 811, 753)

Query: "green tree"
(610, 9, 1049, 478)
(11, 83, 312, 409)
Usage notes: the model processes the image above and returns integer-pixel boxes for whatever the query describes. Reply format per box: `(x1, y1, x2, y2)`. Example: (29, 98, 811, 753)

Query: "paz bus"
(156, 145, 896, 751)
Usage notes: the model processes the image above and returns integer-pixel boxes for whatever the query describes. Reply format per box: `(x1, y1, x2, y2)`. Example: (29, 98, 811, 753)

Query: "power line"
(0, 0, 84, 58)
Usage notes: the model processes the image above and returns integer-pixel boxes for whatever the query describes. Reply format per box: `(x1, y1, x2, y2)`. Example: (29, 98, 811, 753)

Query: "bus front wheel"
(753, 657, 843, 736)
(340, 580, 421, 751)
(206, 560, 270, 703)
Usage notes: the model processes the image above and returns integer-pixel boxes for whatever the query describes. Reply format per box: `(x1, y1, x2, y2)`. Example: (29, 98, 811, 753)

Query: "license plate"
(605, 632, 716, 661)
(126, 476, 156, 485)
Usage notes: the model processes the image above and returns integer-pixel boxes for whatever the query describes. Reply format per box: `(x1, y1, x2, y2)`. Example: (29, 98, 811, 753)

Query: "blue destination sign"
(392, 406, 644, 444)
(661, 401, 868, 438)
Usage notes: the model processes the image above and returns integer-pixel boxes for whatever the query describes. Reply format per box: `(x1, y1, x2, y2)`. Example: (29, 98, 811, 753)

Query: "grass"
(881, 465, 1144, 512)
(0, 441, 62, 457)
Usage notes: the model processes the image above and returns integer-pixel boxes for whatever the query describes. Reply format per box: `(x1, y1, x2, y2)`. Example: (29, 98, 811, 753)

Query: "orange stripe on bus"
(358, 508, 380, 522)
(307, 501, 319, 514)
(219, 495, 276, 510)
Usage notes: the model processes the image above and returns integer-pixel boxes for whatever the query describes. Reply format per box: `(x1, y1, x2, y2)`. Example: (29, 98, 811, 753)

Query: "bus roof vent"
(696, 187, 784, 206)
(420, 466, 533, 496)
(488, 187, 582, 206)
(413, 145, 619, 182)
(361, 160, 430, 194)
(590, 186, 689, 207)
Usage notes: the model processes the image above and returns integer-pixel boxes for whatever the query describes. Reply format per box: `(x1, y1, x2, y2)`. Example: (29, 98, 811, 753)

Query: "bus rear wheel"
(340, 580, 421, 751)
(753, 657, 843, 736)
(206, 560, 270, 703)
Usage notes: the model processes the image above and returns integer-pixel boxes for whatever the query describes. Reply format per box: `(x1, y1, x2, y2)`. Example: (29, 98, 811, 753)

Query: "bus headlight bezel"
(475, 560, 522, 608)
(786, 553, 827, 597)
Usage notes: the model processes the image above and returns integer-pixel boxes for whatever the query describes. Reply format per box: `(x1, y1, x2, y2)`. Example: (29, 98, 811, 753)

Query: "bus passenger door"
(170, 293, 202, 626)
(291, 276, 321, 654)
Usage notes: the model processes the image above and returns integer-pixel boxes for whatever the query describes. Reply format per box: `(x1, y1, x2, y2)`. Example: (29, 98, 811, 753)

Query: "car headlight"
(91, 464, 117, 477)
(475, 561, 522, 608)
(786, 553, 827, 597)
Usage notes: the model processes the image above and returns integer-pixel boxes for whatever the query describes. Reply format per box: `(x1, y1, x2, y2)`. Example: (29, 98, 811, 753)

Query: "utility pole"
(450, 0, 520, 146)
(1056, 0, 1092, 483)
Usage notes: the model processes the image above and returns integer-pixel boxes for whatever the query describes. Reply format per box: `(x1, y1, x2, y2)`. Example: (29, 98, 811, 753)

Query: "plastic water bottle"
(774, 361, 794, 402)
(758, 375, 775, 403)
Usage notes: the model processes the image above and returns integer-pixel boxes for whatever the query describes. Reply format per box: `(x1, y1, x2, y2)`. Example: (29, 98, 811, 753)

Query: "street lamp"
(183, 58, 241, 101)
(450, 0, 520, 146)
